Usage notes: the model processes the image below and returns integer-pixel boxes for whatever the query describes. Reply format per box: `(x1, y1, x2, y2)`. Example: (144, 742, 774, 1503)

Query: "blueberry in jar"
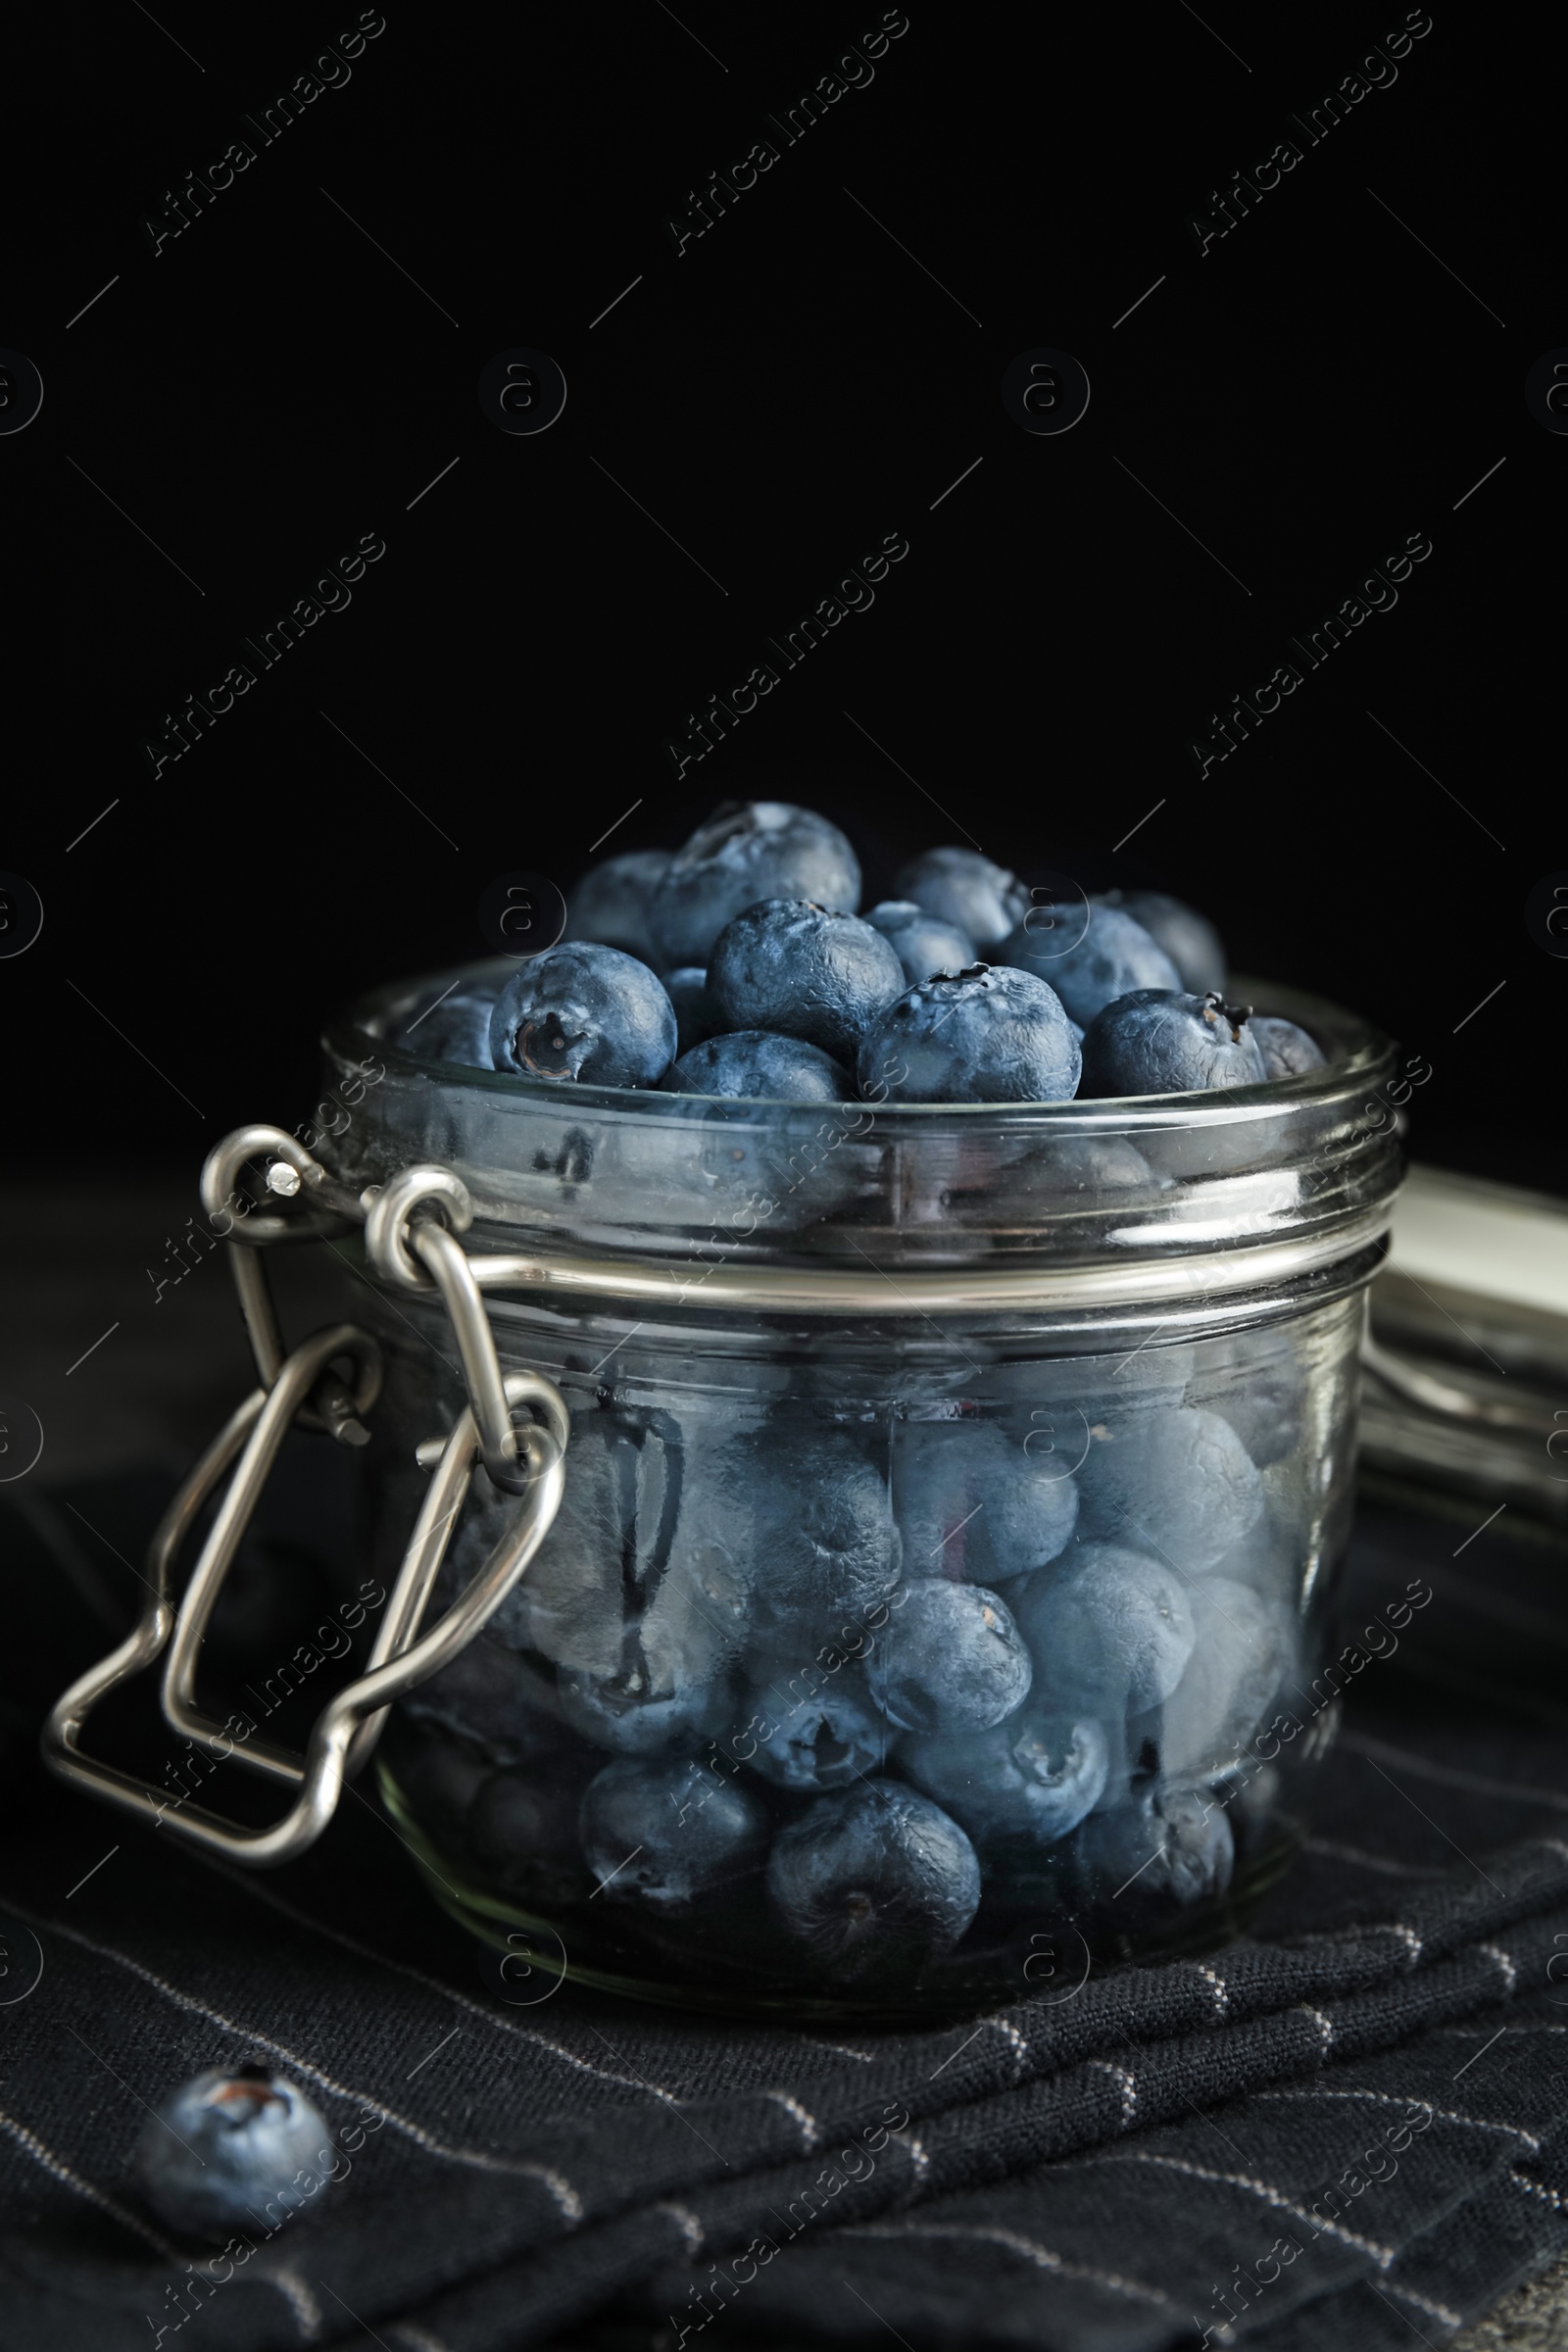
(662, 1028, 852, 1102)
(866, 1579, 1032, 1733)
(1077, 1406, 1264, 1573)
(708, 899, 906, 1066)
(398, 978, 497, 1065)
(731, 1667, 889, 1792)
(864, 899, 977, 987)
(133, 2066, 334, 2238)
(893, 1416, 1078, 1584)
(857, 965, 1080, 1104)
(578, 1754, 768, 1911)
(1013, 1544, 1196, 1714)
(1095, 889, 1226, 995)
(1077, 989, 1267, 1098)
(894, 847, 1030, 948)
(649, 801, 861, 969)
(558, 1662, 736, 1756)
(1138, 1577, 1297, 1784)
(563, 846, 671, 967)
(1057, 1784, 1235, 1921)
(1250, 1014, 1327, 1077)
(998, 901, 1180, 1029)
(902, 1708, 1109, 1848)
(662, 965, 716, 1057)
(489, 941, 675, 1088)
(765, 1780, 981, 1981)
(719, 1426, 902, 1642)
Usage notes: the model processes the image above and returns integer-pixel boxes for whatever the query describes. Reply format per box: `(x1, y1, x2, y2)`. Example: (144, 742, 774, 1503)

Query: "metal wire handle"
(40, 1123, 571, 1865)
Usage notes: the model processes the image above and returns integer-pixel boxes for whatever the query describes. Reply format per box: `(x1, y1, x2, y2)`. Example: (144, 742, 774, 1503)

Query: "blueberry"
(1251, 1015, 1327, 1078)
(402, 1635, 571, 1769)
(708, 899, 906, 1065)
(1013, 1545, 1196, 1714)
(650, 802, 860, 968)
(578, 1753, 768, 1910)
(1193, 1336, 1307, 1468)
(893, 1417, 1078, 1583)
(765, 1781, 980, 1981)
(468, 1759, 598, 1905)
(894, 847, 1030, 948)
(1139, 1577, 1296, 1784)
(1095, 890, 1226, 995)
(903, 1708, 1109, 1848)
(998, 902, 1180, 1029)
(133, 2066, 334, 2238)
(731, 1666, 889, 1791)
(662, 1028, 852, 1102)
(501, 1416, 660, 1675)
(559, 1663, 733, 1755)
(864, 900, 977, 987)
(1078, 1406, 1264, 1573)
(715, 1427, 902, 1641)
(663, 965, 716, 1057)
(1077, 989, 1268, 1099)
(1058, 1785, 1234, 1919)
(857, 966, 1080, 1104)
(489, 942, 675, 1089)
(866, 1580, 1032, 1732)
(399, 979, 497, 1064)
(563, 846, 671, 966)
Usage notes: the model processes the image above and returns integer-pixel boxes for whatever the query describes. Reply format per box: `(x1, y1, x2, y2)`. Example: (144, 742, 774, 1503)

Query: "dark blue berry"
(650, 802, 860, 968)
(708, 900, 906, 1065)
(731, 1667, 889, 1791)
(903, 1708, 1109, 1848)
(468, 1760, 598, 1906)
(563, 847, 671, 966)
(1095, 889, 1226, 994)
(765, 1780, 980, 1980)
(1137, 1577, 1296, 1784)
(489, 942, 675, 1089)
(724, 1427, 902, 1641)
(998, 902, 1180, 1028)
(867, 1580, 1032, 1732)
(1077, 1406, 1264, 1572)
(662, 1029, 852, 1102)
(558, 1663, 734, 1755)
(399, 977, 497, 1064)
(858, 965, 1079, 1103)
(895, 848, 1030, 947)
(662, 965, 716, 1056)
(1251, 1015, 1327, 1077)
(864, 900, 976, 986)
(402, 1635, 573, 1770)
(578, 1754, 768, 1910)
(1058, 1785, 1234, 1917)
(133, 2067, 333, 2238)
(893, 1417, 1078, 1584)
(1013, 1544, 1196, 1714)
(1077, 989, 1268, 1098)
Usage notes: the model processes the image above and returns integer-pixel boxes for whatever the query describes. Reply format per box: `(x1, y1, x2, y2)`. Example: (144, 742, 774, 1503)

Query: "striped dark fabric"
(3, 1473, 1567, 2352)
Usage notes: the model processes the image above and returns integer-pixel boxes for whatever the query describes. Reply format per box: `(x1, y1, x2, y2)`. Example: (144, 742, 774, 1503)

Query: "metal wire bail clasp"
(364, 1164, 534, 1496)
(42, 1360, 569, 1867)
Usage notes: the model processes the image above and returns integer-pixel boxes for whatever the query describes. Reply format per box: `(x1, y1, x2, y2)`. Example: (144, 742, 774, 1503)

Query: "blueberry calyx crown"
(1200, 991, 1253, 1042)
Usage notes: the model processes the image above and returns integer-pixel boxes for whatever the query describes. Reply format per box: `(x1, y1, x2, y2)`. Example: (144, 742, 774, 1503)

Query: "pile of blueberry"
(407, 799, 1326, 1102)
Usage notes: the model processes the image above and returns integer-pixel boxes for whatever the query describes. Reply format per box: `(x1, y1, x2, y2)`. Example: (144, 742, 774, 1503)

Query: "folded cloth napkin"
(2, 1471, 1566, 2352)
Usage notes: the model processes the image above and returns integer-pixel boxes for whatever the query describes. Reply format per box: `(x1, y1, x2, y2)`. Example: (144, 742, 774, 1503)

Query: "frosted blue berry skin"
(489, 942, 675, 1089)
(563, 847, 671, 967)
(1077, 990, 1268, 1099)
(895, 847, 1030, 948)
(663, 966, 716, 1057)
(708, 899, 906, 1066)
(765, 1780, 981, 1981)
(894, 1417, 1078, 1585)
(865, 900, 976, 986)
(662, 1029, 852, 1102)
(1012, 1544, 1197, 1715)
(1076, 1406, 1265, 1574)
(578, 1754, 768, 1911)
(399, 980, 496, 1064)
(866, 1580, 1032, 1733)
(998, 901, 1181, 1029)
(732, 1670, 889, 1792)
(1096, 889, 1226, 995)
(649, 801, 860, 969)
(1251, 1015, 1327, 1078)
(857, 965, 1080, 1104)
(902, 1709, 1109, 1849)
(133, 2068, 334, 2238)
(1058, 1786, 1235, 1920)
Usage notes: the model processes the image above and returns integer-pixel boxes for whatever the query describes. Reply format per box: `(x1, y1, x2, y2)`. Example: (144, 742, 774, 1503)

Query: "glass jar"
(317, 964, 1402, 2019)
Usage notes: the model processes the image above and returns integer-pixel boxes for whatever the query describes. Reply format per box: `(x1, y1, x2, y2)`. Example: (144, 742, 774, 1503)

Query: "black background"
(6, 0, 1556, 1184)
